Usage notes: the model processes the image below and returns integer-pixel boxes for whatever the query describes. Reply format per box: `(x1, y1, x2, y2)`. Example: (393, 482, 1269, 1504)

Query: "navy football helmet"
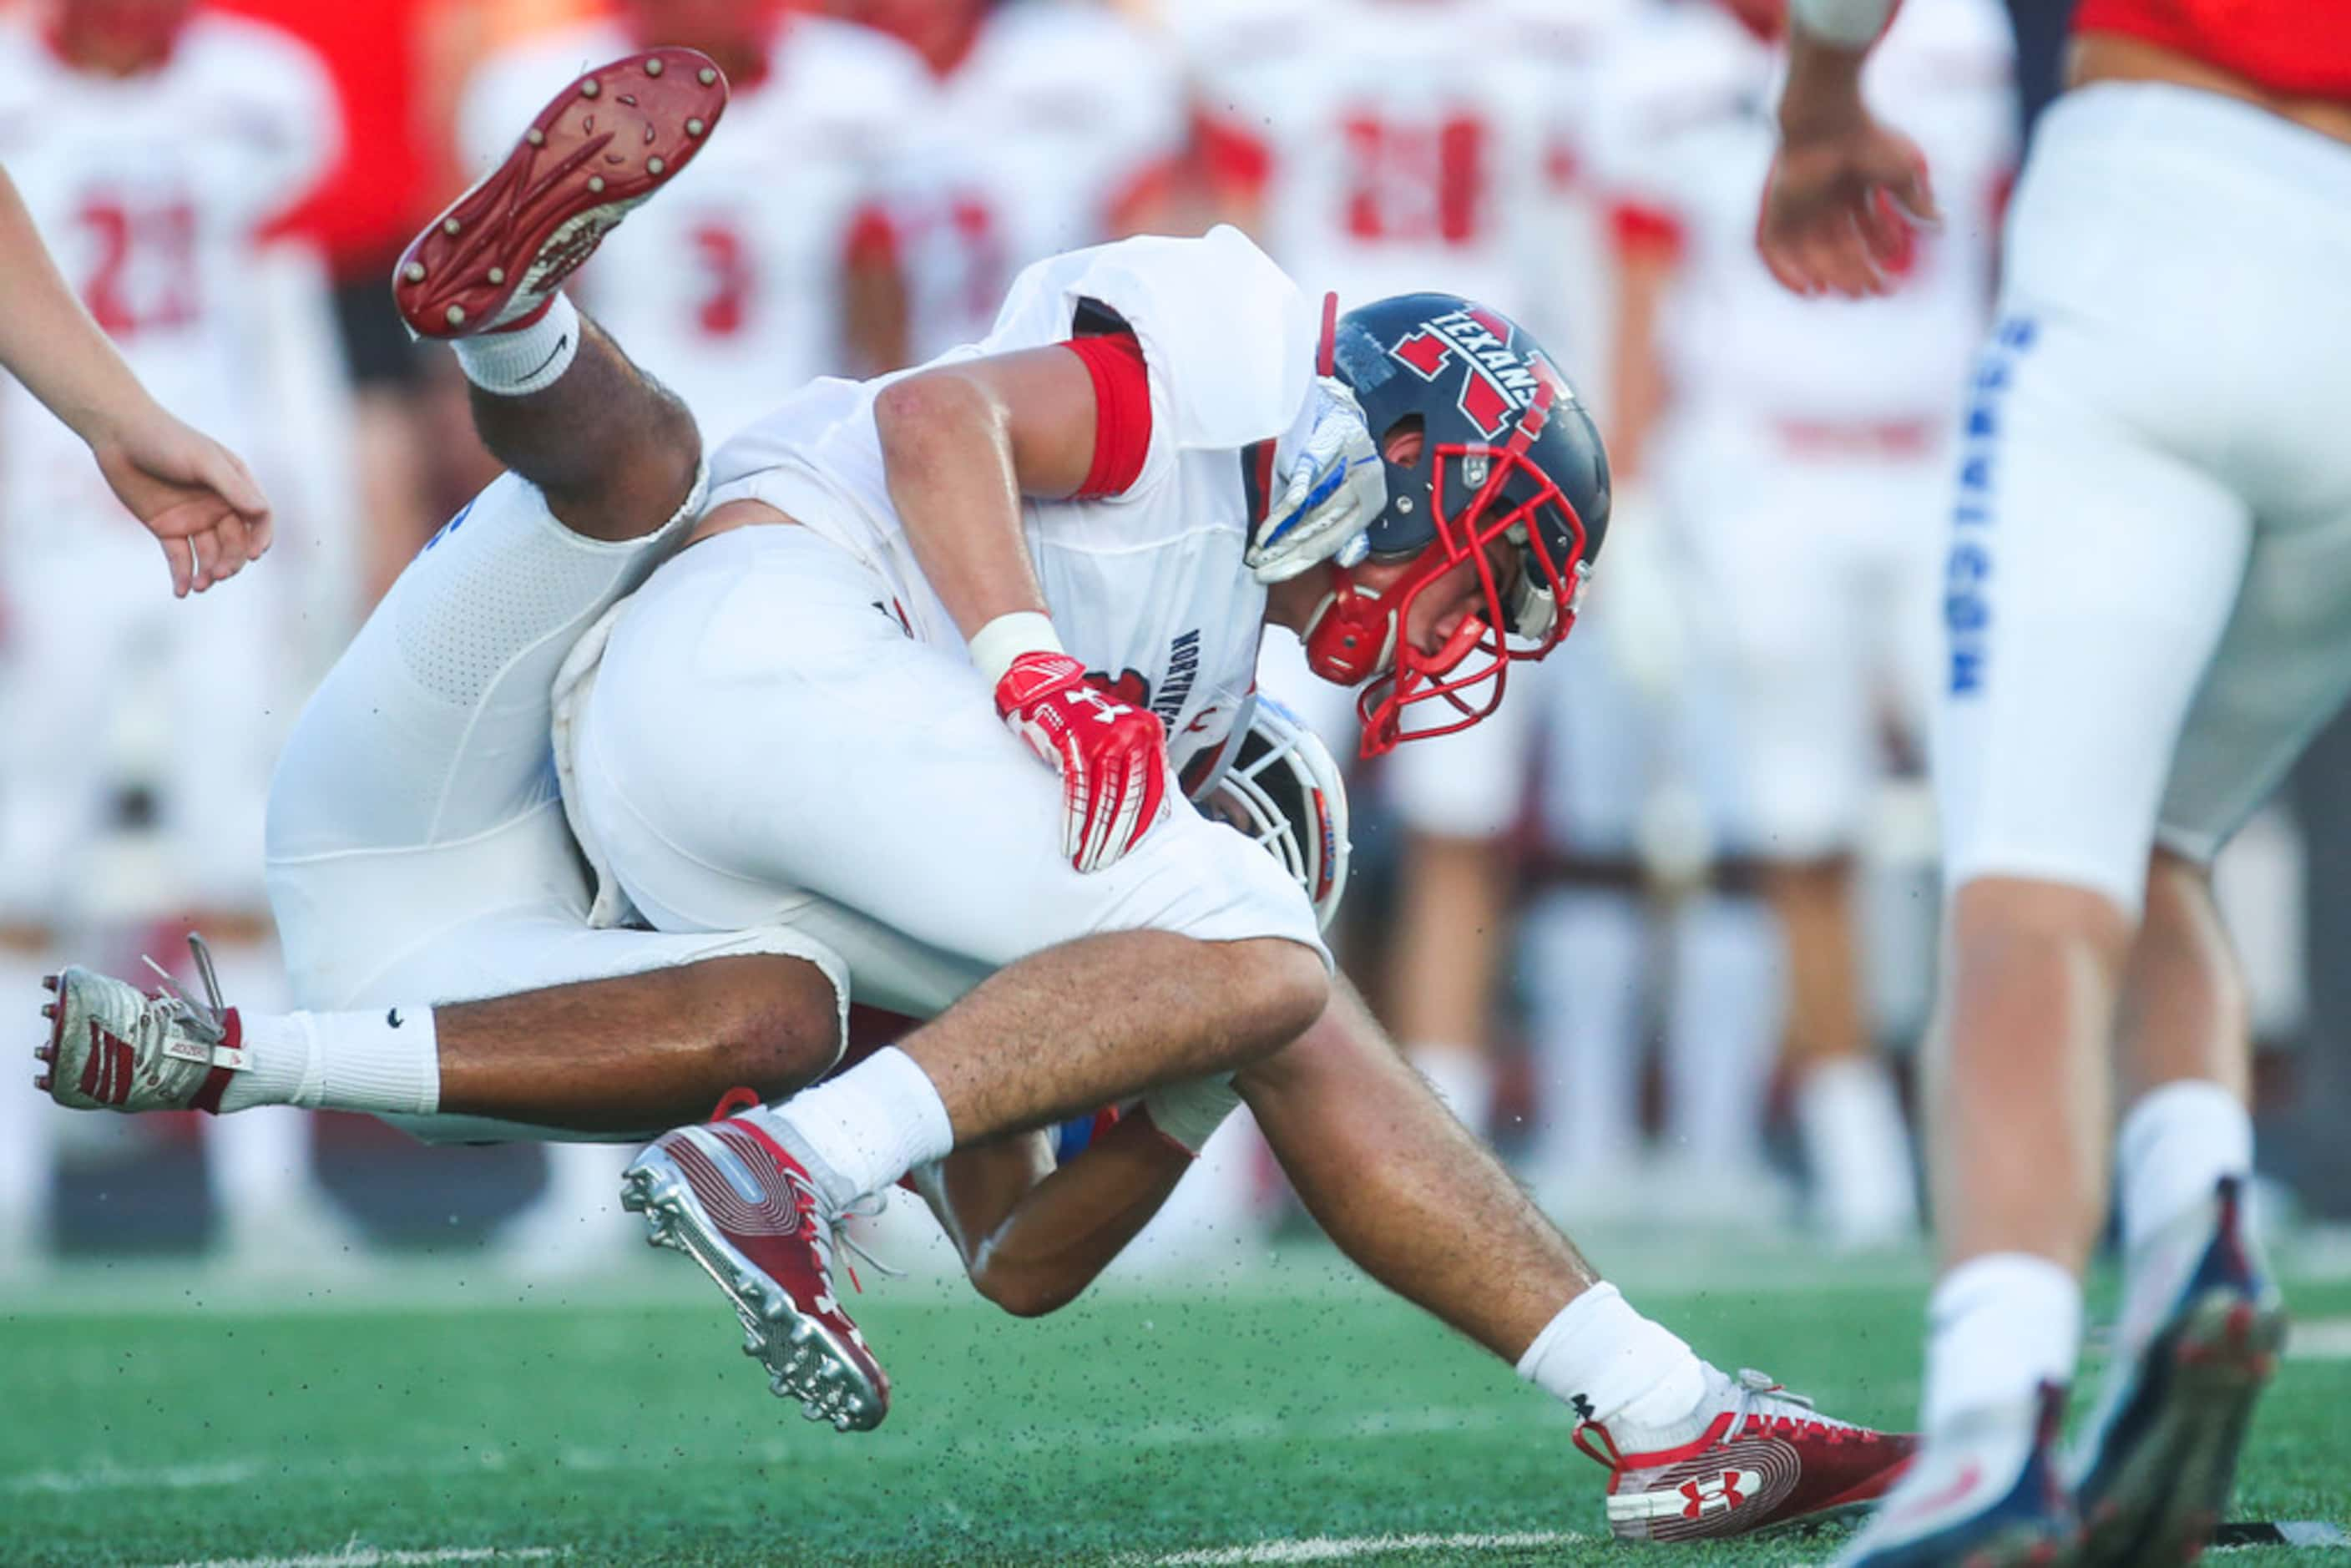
(1308, 293, 1610, 755)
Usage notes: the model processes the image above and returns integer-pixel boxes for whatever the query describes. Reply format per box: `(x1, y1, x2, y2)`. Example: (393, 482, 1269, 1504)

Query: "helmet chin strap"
(1301, 565, 1398, 686)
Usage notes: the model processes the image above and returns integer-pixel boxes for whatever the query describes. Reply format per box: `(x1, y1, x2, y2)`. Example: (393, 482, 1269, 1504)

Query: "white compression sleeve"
(1791, 0, 1898, 47)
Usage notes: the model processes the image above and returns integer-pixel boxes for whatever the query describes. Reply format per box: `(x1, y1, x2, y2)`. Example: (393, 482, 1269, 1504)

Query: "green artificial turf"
(3, 1257, 2344, 1566)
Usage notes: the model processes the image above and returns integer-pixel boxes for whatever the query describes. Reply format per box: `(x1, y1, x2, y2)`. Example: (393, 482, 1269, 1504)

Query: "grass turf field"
(3, 1252, 2345, 1567)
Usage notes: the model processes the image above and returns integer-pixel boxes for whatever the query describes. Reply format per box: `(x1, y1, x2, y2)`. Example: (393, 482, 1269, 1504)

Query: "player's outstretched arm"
(0, 165, 271, 596)
(913, 1072, 1245, 1319)
(1757, 1, 1939, 300)
(913, 1116, 1195, 1318)
(874, 345, 1173, 873)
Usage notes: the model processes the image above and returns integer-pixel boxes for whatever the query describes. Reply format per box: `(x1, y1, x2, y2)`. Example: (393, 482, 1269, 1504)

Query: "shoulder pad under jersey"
(983, 225, 1316, 457)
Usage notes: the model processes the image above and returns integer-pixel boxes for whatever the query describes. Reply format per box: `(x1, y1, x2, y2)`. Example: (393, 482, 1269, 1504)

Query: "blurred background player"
(0, 0, 360, 1272)
(1760, 0, 2348, 1555)
(851, 0, 1186, 361)
(1584, 0, 2015, 1248)
(1179, 0, 1624, 1147)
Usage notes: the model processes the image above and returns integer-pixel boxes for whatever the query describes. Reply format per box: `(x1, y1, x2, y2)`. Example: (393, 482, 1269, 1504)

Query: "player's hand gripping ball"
(994, 650, 1172, 873)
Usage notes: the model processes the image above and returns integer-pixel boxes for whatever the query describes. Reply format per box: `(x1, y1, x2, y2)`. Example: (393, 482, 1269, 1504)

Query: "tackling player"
(1757, 0, 2336, 1561)
(38, 50, 1912, 1540)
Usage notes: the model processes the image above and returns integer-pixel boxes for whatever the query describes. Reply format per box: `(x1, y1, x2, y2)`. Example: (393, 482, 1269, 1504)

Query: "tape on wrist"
(969, 610, 1065, 686)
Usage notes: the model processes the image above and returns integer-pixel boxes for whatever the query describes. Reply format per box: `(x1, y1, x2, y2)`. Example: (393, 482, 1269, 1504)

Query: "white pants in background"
(1938, 83, 2351, 914)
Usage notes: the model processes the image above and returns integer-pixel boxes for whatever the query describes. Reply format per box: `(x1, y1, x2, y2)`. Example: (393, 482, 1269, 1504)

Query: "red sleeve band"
(1064, 331, 1152, 500)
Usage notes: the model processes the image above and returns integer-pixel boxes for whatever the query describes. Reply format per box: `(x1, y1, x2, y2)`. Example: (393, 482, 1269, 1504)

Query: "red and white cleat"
(621, 1118, 890, 1432)
(35, 933, 246, 1114)
(392, 48, 729, 340)
(1575, 1367, 1917, 1541)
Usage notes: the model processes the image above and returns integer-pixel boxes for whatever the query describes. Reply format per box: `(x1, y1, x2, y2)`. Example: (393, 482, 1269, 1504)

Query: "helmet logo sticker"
(1385, 307, 1565, 440)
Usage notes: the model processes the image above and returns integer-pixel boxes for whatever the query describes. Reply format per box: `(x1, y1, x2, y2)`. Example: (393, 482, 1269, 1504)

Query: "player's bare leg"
(1242, 979, 1593, 1357)
(2067, 850, 2283, 1566)
(1228, 979, 1914, 1539)
(1771, 856, 1920, 1248)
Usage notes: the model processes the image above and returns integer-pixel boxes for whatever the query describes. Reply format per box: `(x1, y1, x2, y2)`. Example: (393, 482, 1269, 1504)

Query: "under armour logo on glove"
(994, 650, 1172, 873)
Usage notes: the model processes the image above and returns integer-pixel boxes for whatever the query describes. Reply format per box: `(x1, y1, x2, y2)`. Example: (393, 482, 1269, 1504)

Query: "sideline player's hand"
(1757, 77, 1937, 300)
(86, 399, 275, 597)
(1247, 377, 1385, 585)
(995, 650, 1172, 873)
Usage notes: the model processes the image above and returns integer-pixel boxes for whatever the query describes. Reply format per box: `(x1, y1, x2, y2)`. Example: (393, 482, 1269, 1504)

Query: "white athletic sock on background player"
(1920, 1252, 2082, 1435)
(2116, 1079, 2252, 1257)
(1794, 1055, 1920, 1248)
(0, 942, 59, 1262)
(1519, 890, 1646, 1204)
(1664, 893, 1784, 1180)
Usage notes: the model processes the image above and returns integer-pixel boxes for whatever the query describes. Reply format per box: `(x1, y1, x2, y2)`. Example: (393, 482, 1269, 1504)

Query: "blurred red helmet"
(51, 0, 195, 68)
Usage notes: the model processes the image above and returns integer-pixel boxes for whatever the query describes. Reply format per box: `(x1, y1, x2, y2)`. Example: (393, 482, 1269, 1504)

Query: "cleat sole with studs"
(619, 1152, 885, 1432)
(392, 48, 729, 341)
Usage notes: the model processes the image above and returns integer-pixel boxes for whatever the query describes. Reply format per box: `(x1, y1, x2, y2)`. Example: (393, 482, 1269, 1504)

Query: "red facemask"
(1301, 382, 1590, 759)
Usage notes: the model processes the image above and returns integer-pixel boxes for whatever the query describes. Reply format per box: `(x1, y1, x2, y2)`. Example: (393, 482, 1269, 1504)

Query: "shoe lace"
(136, 932, 228, 1045)
(1733, 1368, 1881, 1446)
(781, 1167, 903, 1297)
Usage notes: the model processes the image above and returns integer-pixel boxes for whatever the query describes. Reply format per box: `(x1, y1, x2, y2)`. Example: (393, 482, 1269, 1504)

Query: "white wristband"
(968, 610, 1065, 686)
(1790, 0, 1896, 47)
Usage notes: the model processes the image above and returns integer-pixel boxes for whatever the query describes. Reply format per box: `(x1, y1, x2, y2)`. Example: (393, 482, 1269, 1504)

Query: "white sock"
(1516, 1281, 1707, 1429)
(1923, 1252, 2082, 1432)
(1408, 1043, 1495, 1136)
(451, 292, 579, 396)
(218, 1004, 437, 1116)
(1521, 891, 1647, 1176)
(1796, 1055, 1920, 1242)
(2116, 1080, 2252, 1257)
(1663, 893, 1782, 1170)
(754, 1045, 953, 1211)
(199, 943, 311, 1215)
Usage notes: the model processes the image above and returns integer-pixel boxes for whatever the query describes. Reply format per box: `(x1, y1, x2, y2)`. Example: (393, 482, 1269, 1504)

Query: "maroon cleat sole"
(393, 48, 729, 338)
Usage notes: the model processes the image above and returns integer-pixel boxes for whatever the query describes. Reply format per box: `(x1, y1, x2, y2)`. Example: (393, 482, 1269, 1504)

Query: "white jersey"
(0, 14, 340, 534)
(882, 2, 1186, 361)
(459, 18, 926, 448)
(1178, 0, 1627, 355)
(708, 225, 1317, 769)
(1590, 0, 2015, 426)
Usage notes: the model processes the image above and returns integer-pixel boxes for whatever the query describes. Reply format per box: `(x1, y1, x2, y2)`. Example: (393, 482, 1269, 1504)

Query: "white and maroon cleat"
(1575, 1367, 1917, 1541)
(392, 48, 729, 340)
(35, 933, 245, 1114)
(621, 1118, 891, 1433)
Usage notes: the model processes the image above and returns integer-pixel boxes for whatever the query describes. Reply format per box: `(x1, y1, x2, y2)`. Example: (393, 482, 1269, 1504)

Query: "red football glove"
(994, 650, 1172, 873)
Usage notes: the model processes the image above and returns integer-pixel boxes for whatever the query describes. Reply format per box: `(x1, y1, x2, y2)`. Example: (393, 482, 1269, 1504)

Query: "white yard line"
(2286, 1315, 2351, 1360)
(1148, 1533, 1589, 1565)
(149, 1550, 554, 1568)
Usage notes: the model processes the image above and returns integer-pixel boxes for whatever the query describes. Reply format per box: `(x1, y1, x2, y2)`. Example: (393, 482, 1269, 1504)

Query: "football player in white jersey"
(39, 52, 1913, 1537)
(458, 0, 924, 449)
(1589, 0, 2014, 1248)
(1181, 0, 1627, 1136)
(0, 0, 357, 1271)
(453, 0, 927, 1267)
(847, 0, 1186, 360)
(1762, 0, 2339, 1558)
